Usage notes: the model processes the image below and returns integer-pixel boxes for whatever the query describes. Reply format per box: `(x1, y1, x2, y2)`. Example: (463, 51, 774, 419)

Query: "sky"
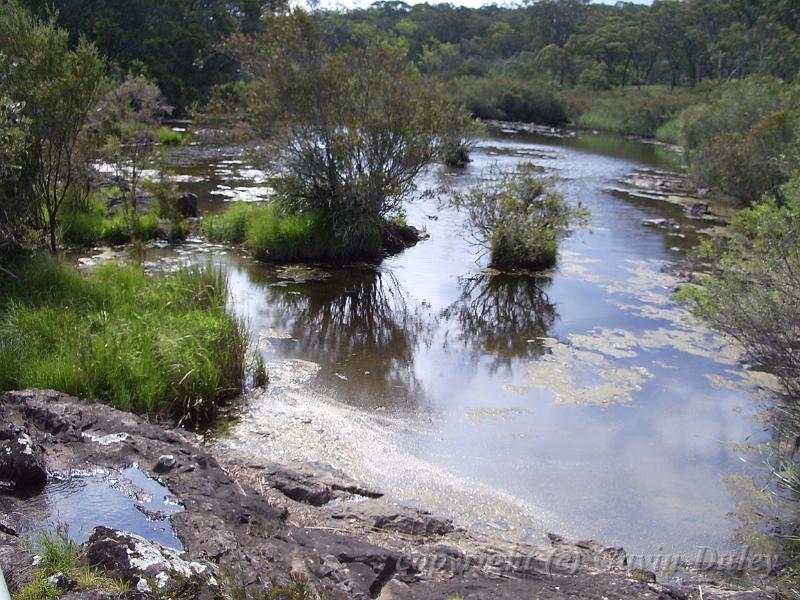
(319, 0, 653, 10)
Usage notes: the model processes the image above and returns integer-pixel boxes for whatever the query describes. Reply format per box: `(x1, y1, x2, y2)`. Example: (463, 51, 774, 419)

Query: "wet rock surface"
(611, 168, 729, 222)
(84, 526, 218, 598)
(0, 389, 774, 599)
(0, 424, 47, 490)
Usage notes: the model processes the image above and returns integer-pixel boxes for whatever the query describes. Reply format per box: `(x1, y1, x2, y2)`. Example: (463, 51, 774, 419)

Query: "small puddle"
(0, 465, 183, 549)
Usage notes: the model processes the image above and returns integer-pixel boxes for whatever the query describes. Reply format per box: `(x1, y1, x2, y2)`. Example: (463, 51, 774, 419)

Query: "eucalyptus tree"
(0, 2, 105, 253)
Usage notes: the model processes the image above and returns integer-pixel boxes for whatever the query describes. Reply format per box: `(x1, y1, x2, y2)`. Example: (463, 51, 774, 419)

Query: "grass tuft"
(202, 203, 375, 262)
(0, 254, 247, 425)
(15, 525, 129, 600)
(154, 126, 187, 145)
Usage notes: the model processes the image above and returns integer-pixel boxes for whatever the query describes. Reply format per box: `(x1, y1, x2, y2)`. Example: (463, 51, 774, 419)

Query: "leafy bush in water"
(232, 10, 462, 256)
(0, 256, 246, 425)
(454, 164, 587, 270)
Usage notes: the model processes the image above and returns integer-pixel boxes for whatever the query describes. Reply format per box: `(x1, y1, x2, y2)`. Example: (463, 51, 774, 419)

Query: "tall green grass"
(202, 203, 377, 262)
(60, 194, 165, 247)
(154, 126, 187, 145)
(0, 255, 246, 425)
(566, 85, 710, 138)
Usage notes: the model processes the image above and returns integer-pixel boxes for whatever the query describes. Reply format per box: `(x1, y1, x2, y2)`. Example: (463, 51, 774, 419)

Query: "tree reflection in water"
(441, 273, 558, 373)
(262, 267, 434, 411)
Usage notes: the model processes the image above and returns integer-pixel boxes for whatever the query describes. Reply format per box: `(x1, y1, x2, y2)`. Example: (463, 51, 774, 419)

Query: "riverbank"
(0, 390, 777, 599)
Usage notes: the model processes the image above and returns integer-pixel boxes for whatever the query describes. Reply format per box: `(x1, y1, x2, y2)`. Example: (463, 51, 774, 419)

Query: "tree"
(0, 2, 105, 253)
(528, 0, 588, 49)
(0, 91, 31, 261)
(97, 75, 172, 226)
(234, 10, 460, 256)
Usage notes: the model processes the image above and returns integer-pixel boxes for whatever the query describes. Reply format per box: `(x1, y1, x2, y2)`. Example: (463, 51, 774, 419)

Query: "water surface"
(93, 130, 778, 559)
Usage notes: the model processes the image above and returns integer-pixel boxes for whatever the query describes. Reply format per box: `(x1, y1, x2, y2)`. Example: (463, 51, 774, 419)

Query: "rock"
(154, 454, 177, 474)
(547, 533, 627, 569)
(84, 526, 219, 599)
(686, 202, 710, 217)
(380, 221, 427, 255)
(230, 458, 382, 506)
(46, 572, 78, 590)
(0, 534, 33, 591)
(0, 425, 47, 490)
(176, 193, 199, 218)
(329, 500, 454, 537)
(275, 527, 407, 600)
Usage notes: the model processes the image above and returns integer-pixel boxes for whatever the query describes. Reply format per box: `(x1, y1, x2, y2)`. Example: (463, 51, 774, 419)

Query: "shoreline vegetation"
(0, 255, 246, 425)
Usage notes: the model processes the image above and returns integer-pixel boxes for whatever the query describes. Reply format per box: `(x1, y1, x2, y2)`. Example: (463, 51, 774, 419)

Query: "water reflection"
(442, 273, 557, 373)
(258, 267, 435, 411)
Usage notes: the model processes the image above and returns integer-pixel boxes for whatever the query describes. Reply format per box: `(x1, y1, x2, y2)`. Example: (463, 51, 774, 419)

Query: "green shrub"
(449, 75, 567, 125)
(654, 117, 681, 144)
(566, 85, 708, 137)
(0, 255, 246, 424)
(154, 126, 186, 145)
(454, 164, 588, 270)
(679, 175, 800, 397)
(678, 77, 800, 203)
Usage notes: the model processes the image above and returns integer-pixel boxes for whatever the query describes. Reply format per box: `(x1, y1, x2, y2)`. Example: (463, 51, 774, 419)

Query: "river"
(87, 128, 780, 562)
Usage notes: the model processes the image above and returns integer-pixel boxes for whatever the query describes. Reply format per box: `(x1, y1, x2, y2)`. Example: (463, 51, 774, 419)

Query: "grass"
(154, 126, 187, 146)
(60, 193, 167, 247)
(202, 202, 380, 262)
(0, 254, 247, 425)
(59, 194, 188, 247)
(565, 84, 711, 138)
(14, 526, 128, 600)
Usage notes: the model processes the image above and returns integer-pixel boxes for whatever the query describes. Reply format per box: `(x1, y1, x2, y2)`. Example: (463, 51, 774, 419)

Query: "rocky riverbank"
(0, 390, 776, 599)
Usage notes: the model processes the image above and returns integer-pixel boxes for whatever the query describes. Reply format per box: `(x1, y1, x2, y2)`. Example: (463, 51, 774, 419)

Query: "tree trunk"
(49, 215, 57, 254)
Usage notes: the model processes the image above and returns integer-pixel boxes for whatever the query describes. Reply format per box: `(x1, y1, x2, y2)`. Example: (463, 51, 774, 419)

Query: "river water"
(92, 129, 779, 560)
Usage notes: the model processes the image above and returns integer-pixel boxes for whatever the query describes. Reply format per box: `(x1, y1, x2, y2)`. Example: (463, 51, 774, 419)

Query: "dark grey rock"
(46, 571, 78, 590)
(686, 202, 711, 217)
(0, 426, 46, 490)
(329, 500, 454, 536)
(154, 454, 177, 474)
(177, 193, 199, 218)
(84, 526, 218, 599)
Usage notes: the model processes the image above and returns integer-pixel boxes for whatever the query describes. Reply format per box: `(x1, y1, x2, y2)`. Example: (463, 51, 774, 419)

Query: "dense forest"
(20, 0, 800, 112)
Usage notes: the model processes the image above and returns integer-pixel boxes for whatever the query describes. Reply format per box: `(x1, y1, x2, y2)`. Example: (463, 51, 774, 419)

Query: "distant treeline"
(20, 0, 800, 112)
